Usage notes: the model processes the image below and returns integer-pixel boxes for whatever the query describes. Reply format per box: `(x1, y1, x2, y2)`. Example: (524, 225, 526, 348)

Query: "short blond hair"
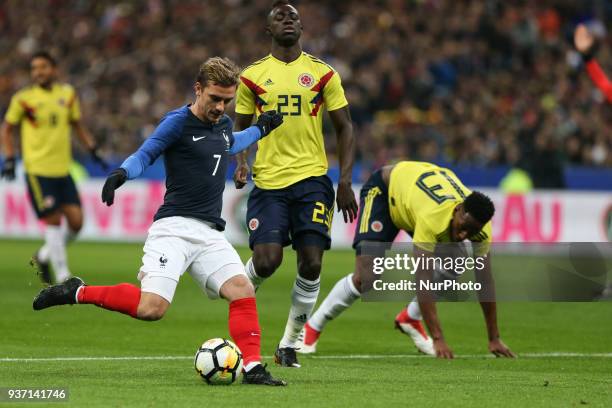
(196, 57, 240, 87)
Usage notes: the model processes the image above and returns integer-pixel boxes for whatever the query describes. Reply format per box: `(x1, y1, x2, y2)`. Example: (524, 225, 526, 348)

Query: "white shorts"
(137, 216, 245, 302)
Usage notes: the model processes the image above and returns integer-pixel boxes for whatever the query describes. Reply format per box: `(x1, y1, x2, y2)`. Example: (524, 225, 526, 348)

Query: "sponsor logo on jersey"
(371, 220, 383, 232)
(264, 78, 274, 86)
(298, 73, 314, 88)
(249, 218, 259, 231)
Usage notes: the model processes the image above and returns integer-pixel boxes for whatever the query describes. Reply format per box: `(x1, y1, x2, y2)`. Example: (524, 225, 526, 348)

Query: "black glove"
(1, 157, 16, 181)
(580, 45, 598, 62)
(101, 168, 127, 206)
(255, 110, 283, 137)
(577, 37, 599, 62)
(90, 147, 110, 171)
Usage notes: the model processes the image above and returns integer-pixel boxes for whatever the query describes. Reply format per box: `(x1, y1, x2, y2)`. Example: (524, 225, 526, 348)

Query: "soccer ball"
(194, 338, 243, 385)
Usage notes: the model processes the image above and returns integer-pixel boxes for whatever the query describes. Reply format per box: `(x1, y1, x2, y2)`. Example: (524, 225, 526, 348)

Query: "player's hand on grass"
(255, 110, 283, 137)
(90, 147, 110, 171)
(574, 24, 596, 59)
(336, 181, 358, 223)
(488, 338, 515, 358)
(101, 168, 127, 206)
(433, 338, 454, 359)
(1, 157, 16, 181)
(233, 162, 249, 189)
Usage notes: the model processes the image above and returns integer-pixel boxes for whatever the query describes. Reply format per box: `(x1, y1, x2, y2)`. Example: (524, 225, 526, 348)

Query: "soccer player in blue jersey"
(32, 57, 286, 386)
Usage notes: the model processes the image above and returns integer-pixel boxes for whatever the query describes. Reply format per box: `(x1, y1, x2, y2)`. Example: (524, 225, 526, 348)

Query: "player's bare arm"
(474, 254, 515, 358)
(71, 120, 109, 170)
(71, 121, 96, 151)
(329, 106, 358, 223)
(233, 112, 254, 189)
(0, 121, 16, 180)
(414, 246, 454, 359)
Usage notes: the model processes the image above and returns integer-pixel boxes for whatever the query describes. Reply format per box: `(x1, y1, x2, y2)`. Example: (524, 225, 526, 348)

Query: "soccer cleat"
(242, 364, 287, 386)
(394, 308, 435, 356)
(274, 345, 301, 368)
(295, 323, 320, 354)
(32, 277, 85, 311)
(30, 252, 52, 286)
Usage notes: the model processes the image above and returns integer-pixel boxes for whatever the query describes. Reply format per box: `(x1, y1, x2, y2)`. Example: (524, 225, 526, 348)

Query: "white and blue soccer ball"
(194, 338, 243, 385)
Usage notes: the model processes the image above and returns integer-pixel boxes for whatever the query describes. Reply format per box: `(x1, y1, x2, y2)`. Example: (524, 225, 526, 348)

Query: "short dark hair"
(195, 57, 240, 87)
(271, 0, 290, 10)
(463, 191, 495, 224)
(31, 51, 56, 67)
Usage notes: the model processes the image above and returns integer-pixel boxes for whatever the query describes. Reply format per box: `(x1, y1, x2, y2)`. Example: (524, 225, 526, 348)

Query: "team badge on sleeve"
(249, 218, 260, 231)
(371, 220, 383, 233)
(43, 196, 55, 209)
(298, 73, 314, 88)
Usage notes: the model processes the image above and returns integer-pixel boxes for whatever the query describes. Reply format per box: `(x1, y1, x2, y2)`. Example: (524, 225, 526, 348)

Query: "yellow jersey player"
(299, 161, 515, 359)
(233, 0, 358, 367)
(1, 51, 107, 284)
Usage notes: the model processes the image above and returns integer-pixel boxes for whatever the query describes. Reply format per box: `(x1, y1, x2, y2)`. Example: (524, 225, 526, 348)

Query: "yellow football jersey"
(4, 83, 81, 177)
(235, 52, 348, 189)
(388, 161, 492, 253)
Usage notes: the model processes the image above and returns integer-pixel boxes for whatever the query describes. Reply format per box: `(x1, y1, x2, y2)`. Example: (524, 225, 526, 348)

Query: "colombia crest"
(298, 73, 314, 88)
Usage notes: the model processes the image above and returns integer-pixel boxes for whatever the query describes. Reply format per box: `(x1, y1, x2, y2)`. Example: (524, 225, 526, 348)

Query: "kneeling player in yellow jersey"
(1, 51, 107, 284)
(298, 161, 515, 359)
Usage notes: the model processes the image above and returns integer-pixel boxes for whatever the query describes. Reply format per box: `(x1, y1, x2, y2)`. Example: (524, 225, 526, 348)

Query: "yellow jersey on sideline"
(4, 83, 81, 177)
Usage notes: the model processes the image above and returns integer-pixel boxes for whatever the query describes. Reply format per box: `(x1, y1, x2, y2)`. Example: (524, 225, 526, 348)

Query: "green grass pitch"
(0, 239, 611, 407)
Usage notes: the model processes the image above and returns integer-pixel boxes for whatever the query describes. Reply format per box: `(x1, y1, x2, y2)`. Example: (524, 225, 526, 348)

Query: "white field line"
(0, 352, 611, 363)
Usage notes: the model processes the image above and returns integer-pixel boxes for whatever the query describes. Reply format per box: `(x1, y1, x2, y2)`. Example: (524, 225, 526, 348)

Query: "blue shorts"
(246, 175, 335, 250)
(352, 170, 399, 250)
(25, 173, 81, 219)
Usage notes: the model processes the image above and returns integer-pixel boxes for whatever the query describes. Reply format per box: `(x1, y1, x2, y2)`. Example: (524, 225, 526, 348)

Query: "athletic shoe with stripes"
(394, 308, 435, 356)
(295, 322, 320, 354)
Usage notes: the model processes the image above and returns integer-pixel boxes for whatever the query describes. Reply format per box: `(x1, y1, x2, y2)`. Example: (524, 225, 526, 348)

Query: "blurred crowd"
(1, 0, 611, 186)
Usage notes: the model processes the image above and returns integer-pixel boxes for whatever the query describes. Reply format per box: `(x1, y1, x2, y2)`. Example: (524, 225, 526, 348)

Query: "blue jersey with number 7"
(119, 105, 262, 230)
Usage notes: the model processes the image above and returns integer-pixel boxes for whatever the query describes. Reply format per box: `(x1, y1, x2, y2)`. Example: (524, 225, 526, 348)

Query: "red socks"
(228, 297, 261, 368)
(77, 284, 141, 318)
(303, 322, 321, 345)
(77, 287, 261, 366)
